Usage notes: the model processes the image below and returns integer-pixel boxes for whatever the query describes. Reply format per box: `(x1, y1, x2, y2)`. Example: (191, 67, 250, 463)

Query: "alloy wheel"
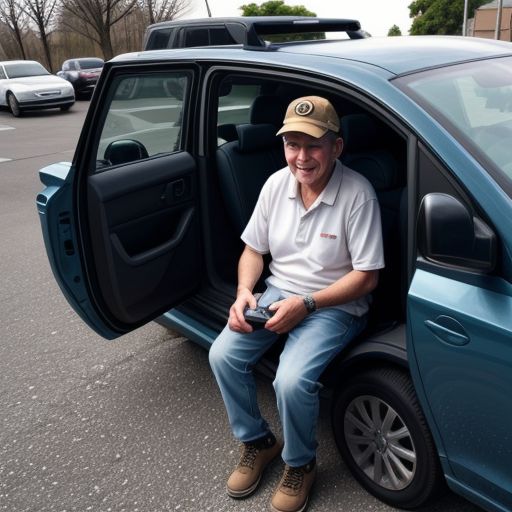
(344, 394, 416, 491)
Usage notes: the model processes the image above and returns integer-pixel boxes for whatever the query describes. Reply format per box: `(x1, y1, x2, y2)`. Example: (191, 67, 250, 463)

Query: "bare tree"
(138, 0, 190, 25)
(60, 0, 138, 60)
(23, 0, 59, 71)
(0, 0, 28, 59)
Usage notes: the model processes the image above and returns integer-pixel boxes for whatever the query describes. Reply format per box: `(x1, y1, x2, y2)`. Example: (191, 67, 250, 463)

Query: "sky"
(183, 0, 414, 37)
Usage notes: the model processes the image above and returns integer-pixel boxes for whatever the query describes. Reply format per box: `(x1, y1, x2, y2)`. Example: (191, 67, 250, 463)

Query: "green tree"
(409, 0, 487, 35)
(241, 0, 315, 16)
(240, 0, 322, 41)
(388, 24, 402, 36)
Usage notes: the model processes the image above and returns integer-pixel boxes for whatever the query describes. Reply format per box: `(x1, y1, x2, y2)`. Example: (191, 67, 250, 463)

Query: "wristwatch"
(303, 295, 317, 314)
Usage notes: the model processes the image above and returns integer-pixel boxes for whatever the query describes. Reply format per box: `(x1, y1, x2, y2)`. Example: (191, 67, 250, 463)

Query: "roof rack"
(223, 17, 364, 49)
(143, 16, 365, 51)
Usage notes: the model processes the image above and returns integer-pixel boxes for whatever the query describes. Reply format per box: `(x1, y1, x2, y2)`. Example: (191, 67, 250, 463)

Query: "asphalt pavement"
(0, 101, 482, 512)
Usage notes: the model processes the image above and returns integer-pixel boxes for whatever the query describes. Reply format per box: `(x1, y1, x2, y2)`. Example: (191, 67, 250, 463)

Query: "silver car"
(0, 60, 75, 117)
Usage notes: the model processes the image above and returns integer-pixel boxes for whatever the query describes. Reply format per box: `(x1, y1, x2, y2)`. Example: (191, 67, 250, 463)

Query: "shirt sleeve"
(347, 197, 385, 271)
(241, 179, 271, 254)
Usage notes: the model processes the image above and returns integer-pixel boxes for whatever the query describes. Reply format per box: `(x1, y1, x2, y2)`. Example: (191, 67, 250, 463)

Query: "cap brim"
(276, 121, 327, 139)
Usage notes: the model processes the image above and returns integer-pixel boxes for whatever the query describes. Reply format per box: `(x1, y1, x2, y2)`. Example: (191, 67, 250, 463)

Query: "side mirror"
(417, 193, 496, 273)
(104, 139, 149, 166)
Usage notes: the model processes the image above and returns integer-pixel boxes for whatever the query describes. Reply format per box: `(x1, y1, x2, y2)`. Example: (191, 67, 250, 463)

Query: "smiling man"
(209, 95, 384, 512)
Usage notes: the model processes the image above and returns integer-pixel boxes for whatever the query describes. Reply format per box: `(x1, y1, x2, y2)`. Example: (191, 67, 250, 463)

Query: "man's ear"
(334, 137, 344, 159)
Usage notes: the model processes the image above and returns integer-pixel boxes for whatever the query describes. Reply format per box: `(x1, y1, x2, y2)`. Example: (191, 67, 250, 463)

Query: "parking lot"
(0, 101, 482, 512)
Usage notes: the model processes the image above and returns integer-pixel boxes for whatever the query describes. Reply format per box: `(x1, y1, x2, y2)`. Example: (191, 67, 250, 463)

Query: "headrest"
(341, 114, 381, 153)
(250, 95, 287, 127)
(218, 123, 238, 143)
(344, 152, 399, 191)
(237, 123, 280, 153)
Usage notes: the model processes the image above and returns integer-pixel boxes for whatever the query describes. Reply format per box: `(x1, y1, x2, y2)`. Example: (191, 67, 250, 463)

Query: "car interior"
(178, 73, 409, 366)
(85, 69, 409, 373)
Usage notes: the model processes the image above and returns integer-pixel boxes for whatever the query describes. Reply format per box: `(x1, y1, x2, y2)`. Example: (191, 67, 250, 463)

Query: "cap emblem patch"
(295, 100, 314, 116)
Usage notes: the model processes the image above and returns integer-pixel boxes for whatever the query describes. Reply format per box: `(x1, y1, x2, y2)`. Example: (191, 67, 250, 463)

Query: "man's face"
(283, 132, 343, 192)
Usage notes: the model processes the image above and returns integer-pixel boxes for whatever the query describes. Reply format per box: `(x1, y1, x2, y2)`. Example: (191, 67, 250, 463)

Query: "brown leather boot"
(270, 459, 316, 512)
(226, 433, 283, 498)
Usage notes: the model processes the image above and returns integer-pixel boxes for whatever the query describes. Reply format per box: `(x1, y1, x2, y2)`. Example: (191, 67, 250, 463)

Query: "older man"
(209, 96, 384, 512)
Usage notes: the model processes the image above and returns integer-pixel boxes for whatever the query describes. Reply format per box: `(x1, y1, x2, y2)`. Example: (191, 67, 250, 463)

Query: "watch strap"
(303, 295, 317, 313)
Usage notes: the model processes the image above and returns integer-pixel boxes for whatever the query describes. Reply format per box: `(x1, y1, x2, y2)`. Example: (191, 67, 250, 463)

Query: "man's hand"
(228, 287, 258, 333)
(265, 295, 308, 333)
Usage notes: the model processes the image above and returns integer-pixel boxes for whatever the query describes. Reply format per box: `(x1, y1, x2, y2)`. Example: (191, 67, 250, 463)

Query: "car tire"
(331, 367, 443, 509)
(7, 92, 21, 117)
(60, 104, 72, 112)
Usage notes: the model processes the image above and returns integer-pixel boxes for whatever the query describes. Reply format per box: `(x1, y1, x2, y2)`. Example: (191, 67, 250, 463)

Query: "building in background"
(473, 0, 512, 40)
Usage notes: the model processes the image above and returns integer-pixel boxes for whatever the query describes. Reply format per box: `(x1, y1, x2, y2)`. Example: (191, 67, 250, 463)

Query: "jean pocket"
(258, 286, 283, 307)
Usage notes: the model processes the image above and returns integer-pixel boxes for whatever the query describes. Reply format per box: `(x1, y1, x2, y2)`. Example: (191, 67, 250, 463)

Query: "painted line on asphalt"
(0, 124, 15, 131)
(0, 157, 12, 163)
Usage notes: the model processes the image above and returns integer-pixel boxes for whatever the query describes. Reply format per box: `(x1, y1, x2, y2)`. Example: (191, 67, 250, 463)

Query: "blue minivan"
(36, 18, 512, 512)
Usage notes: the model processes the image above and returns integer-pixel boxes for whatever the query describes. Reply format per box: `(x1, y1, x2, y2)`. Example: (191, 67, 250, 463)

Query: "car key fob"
(244, 306, 275, 328)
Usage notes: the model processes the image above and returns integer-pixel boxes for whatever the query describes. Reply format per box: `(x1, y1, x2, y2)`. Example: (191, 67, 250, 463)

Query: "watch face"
(304, 295, 316, 313)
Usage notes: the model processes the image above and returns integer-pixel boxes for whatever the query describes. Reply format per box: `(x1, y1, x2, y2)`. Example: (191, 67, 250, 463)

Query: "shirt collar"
(287, 170, 298, 199)
(320, 160, 343, 206)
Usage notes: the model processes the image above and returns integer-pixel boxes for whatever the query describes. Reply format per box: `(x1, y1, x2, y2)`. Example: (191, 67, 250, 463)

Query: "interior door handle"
(110, 207, 194, 267)
(161, 178, 188, 204)
(424, 316, 470, 346)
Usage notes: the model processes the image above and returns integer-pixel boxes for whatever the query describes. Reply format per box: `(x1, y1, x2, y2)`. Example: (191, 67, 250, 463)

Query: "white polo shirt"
(241, 160, 384, 316)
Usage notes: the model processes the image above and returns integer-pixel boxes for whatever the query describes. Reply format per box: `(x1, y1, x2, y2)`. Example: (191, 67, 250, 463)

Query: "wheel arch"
(322, 327, 409, 390)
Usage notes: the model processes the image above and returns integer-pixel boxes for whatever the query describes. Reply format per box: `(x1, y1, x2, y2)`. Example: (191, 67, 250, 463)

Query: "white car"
(0, 60, 75, 117)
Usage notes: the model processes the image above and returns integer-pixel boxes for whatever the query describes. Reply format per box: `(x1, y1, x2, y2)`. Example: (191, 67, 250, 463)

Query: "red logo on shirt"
(320, 232, 337, 239)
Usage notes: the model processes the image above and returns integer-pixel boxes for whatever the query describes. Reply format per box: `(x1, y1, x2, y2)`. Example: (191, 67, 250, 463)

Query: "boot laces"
(239, 443, 259, 469)
(282, 465, 304, 491)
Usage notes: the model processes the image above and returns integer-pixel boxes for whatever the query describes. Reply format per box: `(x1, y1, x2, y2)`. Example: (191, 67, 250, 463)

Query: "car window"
(95, 71, 190, 170)
(184, 28, 209, 47)
(395, 56, 512, 196)
(0, 67, 6, 80)
(79, 59, 104, 69)
(146, 27, 173, 49)
(210, 27, 236, 45)
(4, 62, 49, 78)
(217, 82, 260, 145)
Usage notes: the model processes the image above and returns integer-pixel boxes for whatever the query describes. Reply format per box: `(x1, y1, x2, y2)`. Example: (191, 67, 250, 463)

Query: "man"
(209, 96, 384, 512)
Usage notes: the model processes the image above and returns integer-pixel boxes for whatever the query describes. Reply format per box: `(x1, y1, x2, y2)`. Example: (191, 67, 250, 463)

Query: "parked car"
(57, 57, 104, 97)
(0, 60, 75, 117)
(36, 17, 512, 512)
(143, 15, 367, 50)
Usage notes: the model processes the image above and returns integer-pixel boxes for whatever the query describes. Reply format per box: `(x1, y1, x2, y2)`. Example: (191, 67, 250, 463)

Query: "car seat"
(341, 113, 406, 325)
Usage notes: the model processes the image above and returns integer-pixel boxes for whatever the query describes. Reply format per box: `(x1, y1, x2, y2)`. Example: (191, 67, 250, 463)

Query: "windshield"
(78, 59, 104, 70)
(4, 62, 49, 78)
(395, 56, 512, 195)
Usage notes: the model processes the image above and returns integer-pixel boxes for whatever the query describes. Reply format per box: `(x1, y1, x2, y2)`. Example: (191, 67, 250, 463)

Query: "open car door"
(37, 62, 203, 339)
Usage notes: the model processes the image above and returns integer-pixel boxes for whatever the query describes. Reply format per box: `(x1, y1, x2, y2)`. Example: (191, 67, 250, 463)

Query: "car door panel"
(408, 268, 512, 505)
(35, 64, 203, 338)
(86, 152, 200, 327)
(406, 145, 512, 509)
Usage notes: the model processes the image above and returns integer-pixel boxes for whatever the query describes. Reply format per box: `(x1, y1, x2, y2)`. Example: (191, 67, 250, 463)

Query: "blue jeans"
(209, 300, 366, 467)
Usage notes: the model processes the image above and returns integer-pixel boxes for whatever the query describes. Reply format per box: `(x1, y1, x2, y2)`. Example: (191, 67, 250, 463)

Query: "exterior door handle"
(424, 316, 470, 346)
